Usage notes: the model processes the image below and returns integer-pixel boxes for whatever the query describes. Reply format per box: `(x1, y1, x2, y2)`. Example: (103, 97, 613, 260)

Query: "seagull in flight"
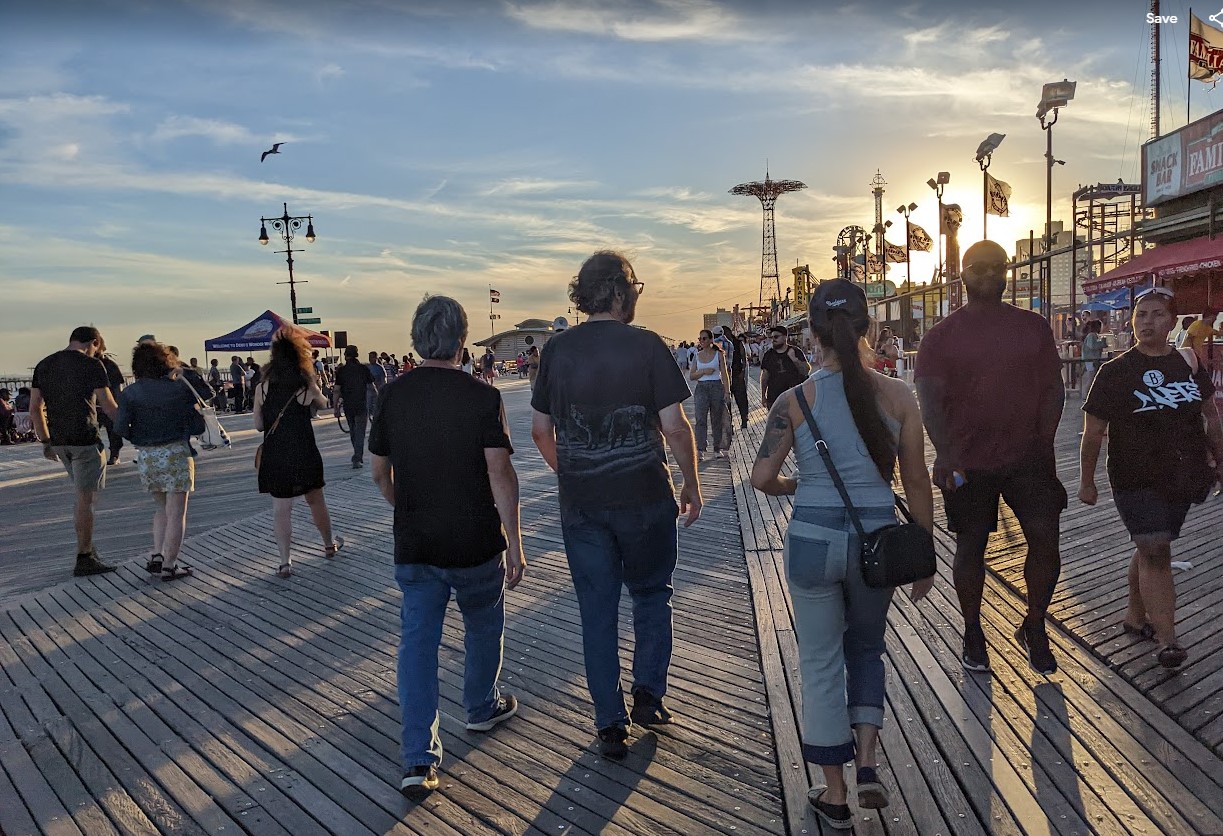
(260, 142, 284, 163)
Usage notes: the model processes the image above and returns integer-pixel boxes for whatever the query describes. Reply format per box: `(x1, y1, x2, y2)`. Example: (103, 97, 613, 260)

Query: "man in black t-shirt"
(530, 250, 702, 759)
(369, 295, 524, 798)
(726, 329, 750, 428)
(335, 345, 376, 467)
(229, 357, 247, 412)
(29, 325, 121, 577)
(95, 340, 126, 465)
(759, 325, 811, 408)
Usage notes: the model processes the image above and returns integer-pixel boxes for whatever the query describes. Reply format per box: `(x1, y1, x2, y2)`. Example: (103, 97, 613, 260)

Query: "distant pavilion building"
(474, 318, 559, 358)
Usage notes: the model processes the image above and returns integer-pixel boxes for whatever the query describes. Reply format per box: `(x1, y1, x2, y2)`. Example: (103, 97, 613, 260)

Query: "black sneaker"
(466, 694, 518, 732)
(74, 549, 118, 577)
(808, 788, 852, 830)
(856, 766, 890, 809)
(1016, 620, 1057, 675)
(597, 724, 629, 760)
(962, 623, 990, 672)
(400, 764, 439, 797)
(629, 687, 673, 726)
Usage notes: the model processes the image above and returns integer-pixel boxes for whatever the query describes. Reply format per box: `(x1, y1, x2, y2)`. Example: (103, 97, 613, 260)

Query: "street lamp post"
(927, 172, 949, 282)
(975, 133, 1005, 240)
(896, 202, 917, 291)
(1037, 79, 1076, 321)
(259, 202, 316, 325)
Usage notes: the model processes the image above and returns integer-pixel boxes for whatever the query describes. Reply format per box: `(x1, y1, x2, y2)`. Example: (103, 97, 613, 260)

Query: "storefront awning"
(1082, 235, 1223, 295)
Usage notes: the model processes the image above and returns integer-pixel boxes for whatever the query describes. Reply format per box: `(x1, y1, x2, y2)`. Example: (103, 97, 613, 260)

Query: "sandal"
(277, 563, 293, 579)
(145, 554, 163, 574)
(807, 788, 853, 831)
(161, 564, 192, 581)
(1157, 645, 1188, 669)
(324, 536, 345, 559)
(1122, 621, 1156, 641)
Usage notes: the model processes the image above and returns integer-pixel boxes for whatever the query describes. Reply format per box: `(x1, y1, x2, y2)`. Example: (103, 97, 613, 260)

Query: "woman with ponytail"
(751, 279, 934, 831)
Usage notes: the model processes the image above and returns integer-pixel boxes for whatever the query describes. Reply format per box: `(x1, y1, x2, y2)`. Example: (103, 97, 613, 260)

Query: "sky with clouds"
(3, 0, 1221, 373)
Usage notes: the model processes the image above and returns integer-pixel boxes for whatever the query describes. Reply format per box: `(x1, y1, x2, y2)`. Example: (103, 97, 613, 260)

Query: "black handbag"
(794, 386, 937, 589)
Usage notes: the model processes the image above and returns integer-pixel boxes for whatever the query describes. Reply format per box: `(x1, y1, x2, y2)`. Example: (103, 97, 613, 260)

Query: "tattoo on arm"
(756, 401, 791, 460)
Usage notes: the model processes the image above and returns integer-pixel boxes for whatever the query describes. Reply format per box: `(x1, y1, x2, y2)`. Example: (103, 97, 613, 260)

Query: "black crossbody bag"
(794, 386, 937, 589)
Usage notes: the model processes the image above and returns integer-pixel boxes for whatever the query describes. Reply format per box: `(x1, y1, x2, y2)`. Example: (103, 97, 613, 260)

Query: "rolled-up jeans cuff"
(849, 705, 884, 729)
(802, 739, 855, 766)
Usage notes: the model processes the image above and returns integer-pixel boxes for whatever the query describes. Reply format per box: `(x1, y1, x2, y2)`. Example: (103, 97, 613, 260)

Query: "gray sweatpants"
(693, 381, 727, 453)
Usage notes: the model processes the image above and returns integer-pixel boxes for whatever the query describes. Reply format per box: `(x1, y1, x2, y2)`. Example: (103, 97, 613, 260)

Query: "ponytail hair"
(813, 312, 896, 483)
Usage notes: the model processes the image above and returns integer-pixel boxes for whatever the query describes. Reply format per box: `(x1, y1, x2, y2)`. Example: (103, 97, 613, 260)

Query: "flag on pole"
(490, 289, 501, 303)
(907, 222, 933, 252)
(985, 173, 1012, 217)
(1190, 13, 1223, 82)
(882, 240, 907, 263)
(850, 261, 866, 281)
(867, 252, 886, 275)
(940, 203, 963, 236)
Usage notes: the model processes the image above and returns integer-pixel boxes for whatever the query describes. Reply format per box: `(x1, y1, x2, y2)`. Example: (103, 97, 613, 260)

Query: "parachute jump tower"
(730, 169, 807, 309)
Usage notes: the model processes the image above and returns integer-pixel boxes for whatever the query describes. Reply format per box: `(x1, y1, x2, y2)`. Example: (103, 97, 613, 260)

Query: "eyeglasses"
(1134, 286, 1174, 300)
(631, 279, 645, 295)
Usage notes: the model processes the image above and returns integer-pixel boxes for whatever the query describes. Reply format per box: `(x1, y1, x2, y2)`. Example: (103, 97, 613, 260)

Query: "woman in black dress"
(253, 330, 344, 578)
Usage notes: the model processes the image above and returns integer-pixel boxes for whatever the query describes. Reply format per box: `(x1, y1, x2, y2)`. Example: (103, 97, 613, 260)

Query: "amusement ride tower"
(731, 169, 807, 309)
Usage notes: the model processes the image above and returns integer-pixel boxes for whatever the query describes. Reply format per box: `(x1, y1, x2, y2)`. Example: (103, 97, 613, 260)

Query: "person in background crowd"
(727, 331, 750, 429)
(1080, 319, 1106, 398)
(367, 351, 388, 418)
(461, 347, 474, 376)
(404, 352, 417, 370)
(690, 329, 731, 460)
(245, 357, 261, 391)
(311, 349, 327, 384)
(229, 355, 247, 412)
(874, 327, 900, 377)
(370, 294, 525, 797)
(95, 339, 126, 466)
(115, 340, 203, 581)
(751, 279, 934, 831)
(1175, 315, 1196, 348)
(760, 325, 811, 409)
(526, 345, 541, 390)
(335, 345, 375, 468)
(1080, 287, 1223, 670)
(532, 250, 701, 760)
(15, 386, 31, 413)
(254, 329, 343, 578)
(169, 346, 214, 403)
(29, 326, 120, 576)
(0, 388, 16, 444)
(916, 240, 1067, 676)
(481, 348, 497, 384)
(1183, 308, 1221, 367)
(208, 359, 228, 412)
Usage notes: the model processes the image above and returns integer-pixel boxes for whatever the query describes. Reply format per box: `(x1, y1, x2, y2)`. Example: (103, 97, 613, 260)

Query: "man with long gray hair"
(369, 294, 525, 798)
(531, 250, 702, 760)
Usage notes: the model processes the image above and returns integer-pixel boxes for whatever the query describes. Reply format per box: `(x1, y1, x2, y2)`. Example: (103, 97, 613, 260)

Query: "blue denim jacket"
(115, 377, 201, 448)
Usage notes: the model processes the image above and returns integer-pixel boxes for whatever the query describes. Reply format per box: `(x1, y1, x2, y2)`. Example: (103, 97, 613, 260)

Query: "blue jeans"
(395, 556, 507, 769)
(343, 407, 366, 463)
(787, 505, 897, 766)
(560, 498, 679, 730)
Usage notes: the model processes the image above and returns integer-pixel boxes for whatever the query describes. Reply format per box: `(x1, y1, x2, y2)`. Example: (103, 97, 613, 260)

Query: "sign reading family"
(1142, 107, 1223, 205)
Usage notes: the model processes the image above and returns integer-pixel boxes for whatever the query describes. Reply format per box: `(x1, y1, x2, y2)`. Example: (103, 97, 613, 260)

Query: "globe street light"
(975, 132, 1006, 239)
(1037, 79, 1075, 320)
(259, 202, 317, 325)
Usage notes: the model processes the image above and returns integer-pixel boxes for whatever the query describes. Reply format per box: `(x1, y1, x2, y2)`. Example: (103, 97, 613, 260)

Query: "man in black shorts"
(915, 241, 1067, 675)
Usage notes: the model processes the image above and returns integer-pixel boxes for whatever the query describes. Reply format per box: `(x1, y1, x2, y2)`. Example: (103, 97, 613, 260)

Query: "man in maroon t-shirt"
(915, 240, 1067, 676)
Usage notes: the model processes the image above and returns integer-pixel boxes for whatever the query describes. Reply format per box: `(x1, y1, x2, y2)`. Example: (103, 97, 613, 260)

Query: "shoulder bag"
(794, 386, 936, 589)
(254, 387, 299, 473)
(179, 376, 228, 450)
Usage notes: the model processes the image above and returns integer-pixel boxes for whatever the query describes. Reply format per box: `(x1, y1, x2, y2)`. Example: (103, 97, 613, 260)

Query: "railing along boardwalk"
(727, 376, 1223, 836)
(0, 381, 788, 835)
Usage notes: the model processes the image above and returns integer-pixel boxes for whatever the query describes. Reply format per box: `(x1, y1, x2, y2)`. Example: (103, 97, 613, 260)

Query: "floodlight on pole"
(1037, 78, 1076, 321)
(976, 133, 1006, 238)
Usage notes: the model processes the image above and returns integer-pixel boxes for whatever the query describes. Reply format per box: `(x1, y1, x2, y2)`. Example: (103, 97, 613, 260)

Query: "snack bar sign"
(1143, 109, 1223, 206)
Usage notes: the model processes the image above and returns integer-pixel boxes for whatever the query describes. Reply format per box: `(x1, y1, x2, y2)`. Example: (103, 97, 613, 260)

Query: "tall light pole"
(1037, 79, 1076, 321)
(896, 202, 917, 291)
(259, 202, 316, 325)
(927, 172, 949, 282)
(975, 133, 1005, 239)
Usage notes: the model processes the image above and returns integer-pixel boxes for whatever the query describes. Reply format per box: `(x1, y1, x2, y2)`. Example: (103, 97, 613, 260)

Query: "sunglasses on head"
(1134, 286, 1174, 300)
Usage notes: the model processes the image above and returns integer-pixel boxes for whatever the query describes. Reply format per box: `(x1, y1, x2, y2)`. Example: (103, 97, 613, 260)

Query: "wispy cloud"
(503, 0, 756, 42)
(481, 177, 600, 196)
(150, 115, 268, 145)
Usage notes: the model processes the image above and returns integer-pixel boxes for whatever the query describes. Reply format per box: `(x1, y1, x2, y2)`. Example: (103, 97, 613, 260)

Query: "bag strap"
(178, 373, 209, 409)
(263, 386, 300, 440)
(793, 384, 914, 534)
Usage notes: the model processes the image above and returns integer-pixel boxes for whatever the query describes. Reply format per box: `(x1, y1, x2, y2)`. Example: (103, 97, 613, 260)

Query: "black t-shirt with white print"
(530, 320, 692, 509)
(1083, 347, 1215, 492)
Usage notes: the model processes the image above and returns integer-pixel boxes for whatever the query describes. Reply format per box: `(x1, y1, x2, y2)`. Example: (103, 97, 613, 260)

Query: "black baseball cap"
(809, 279, 869, 332)
(768, 325, 787, 336)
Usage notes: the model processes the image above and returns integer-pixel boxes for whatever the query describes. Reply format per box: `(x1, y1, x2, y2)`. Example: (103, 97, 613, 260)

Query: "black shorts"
(942, 460, 1068, 537)
(1112, 489, 1192, 541)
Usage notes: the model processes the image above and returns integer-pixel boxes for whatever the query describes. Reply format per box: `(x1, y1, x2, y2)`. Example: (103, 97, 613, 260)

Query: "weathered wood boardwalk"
(3, 373, 1223, 834)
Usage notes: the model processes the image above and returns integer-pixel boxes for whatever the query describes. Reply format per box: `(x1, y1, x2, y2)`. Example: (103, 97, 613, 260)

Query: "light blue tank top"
(793, 368, 898, 509)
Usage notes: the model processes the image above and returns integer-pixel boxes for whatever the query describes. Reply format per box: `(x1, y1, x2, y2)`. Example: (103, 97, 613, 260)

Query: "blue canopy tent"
(204, 310, 331, 353)
(1079, 287, 1130, 311)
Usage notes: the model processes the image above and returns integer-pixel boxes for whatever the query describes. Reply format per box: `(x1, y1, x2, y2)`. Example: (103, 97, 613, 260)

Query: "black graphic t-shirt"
(760, 345, 809, 404)
(531, 320, 692, 509)
(31, 350, 110, 446)
(1083, 348, 1216, 491)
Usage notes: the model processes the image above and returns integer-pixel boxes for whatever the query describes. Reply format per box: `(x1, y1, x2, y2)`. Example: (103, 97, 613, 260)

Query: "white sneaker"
(699, 452, 710, 462)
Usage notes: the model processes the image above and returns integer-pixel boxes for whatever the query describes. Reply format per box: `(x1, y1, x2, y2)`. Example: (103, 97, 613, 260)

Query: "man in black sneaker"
(29, 326, 121, 577)
(531, 251, 702, 760)
(369, 295, 526, 797)
(334, 345, 374, 468)
(915, 241, 1067, 676)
